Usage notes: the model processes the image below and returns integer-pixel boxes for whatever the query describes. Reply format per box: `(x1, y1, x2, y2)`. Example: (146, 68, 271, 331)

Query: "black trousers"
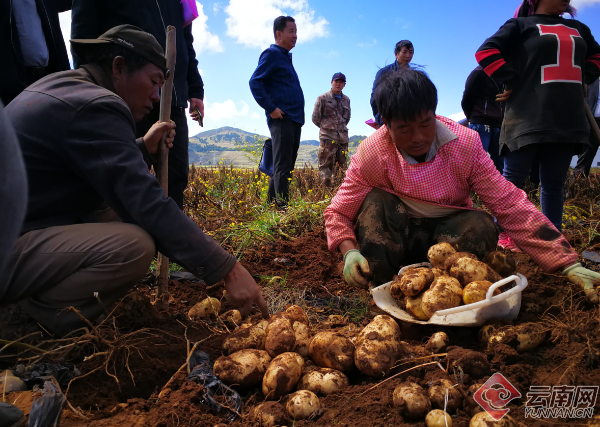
(574, 118, 600, 176)
(356, 188, 498, 285)
(267, 115, 302, 204)
(136, 105, 189, 210)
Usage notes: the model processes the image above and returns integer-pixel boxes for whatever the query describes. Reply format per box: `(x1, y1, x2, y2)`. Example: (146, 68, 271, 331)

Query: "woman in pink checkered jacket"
(324, 68, 599, 303)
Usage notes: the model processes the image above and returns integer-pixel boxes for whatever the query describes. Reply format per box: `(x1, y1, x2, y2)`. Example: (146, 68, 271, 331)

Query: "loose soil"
(4, 231, 600, 427)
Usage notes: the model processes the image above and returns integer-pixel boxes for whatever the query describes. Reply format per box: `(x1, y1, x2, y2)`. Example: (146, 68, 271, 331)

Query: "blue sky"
(59, 0, 600, 141)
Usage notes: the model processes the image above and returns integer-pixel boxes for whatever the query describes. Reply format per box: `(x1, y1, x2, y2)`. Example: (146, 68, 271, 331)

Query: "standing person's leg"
(337, 143, 349, 170)
(469, 124, 492, 151)
(574, 120, 600, 176)
(4, 223, 155, 336)
(502, 144, 537, 189)
(488, 127, 504, 175)
(268, 116, 298, 206)
(168, 107, 190, 210)
(537, 144, 576, 230)
(318, 139, 336, 187)
(433, 210, 498, 259)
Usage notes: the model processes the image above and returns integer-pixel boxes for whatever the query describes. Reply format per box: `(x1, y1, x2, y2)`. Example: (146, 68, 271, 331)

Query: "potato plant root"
(3, 231, 600, 427)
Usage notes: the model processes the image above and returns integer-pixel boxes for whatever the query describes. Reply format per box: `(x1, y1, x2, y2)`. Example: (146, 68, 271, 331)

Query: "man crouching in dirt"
(1, 25, 269, 337)
(324, 68, 600, 303)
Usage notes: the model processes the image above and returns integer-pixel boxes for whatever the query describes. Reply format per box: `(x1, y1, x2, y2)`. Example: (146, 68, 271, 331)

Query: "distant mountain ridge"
(190, 126, 366, 146)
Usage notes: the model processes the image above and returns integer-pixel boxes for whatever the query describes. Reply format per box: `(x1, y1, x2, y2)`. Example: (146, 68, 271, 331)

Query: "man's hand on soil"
(143, 121, 176, 154)
(563, 263, 600, 303)
(223, 261, 270, 319)
(343, 249, 370, 289)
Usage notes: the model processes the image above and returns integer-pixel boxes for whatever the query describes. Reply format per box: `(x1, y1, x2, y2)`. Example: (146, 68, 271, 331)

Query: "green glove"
(563, 263, 600, 303)
(343, 249, 371, 289)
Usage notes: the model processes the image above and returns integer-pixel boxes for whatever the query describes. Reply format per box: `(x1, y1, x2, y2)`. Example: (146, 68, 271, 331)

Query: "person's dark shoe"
(0, 402, 27, 427)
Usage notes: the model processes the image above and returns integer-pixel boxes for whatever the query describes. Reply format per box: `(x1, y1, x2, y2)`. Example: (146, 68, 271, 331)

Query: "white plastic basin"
(371, 264, 528, 327)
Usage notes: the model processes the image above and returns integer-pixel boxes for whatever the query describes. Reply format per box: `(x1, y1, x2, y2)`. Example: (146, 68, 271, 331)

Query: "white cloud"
(191, 3, 223, 54)
(571, 0, 600, 8)
(224, 0, 328, 49)
(213, 2, 222, 14)
(447, 112, 466, 122)
(58, 11, 72, 64)
(206, 100, 252, 121)
(357, 39, 377, 48)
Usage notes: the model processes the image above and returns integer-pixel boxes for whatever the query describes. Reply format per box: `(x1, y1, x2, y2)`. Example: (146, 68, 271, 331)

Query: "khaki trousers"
(3, 223, 155, 336)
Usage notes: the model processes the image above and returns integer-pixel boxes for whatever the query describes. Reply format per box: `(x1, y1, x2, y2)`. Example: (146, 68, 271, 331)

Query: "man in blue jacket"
(71, 0, 205, 210)
(249, 16, 305, 208)
(370, 40, 414, 127)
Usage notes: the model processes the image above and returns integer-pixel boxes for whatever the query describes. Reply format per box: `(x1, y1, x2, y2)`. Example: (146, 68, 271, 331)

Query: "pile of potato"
(206, 302, 406, 424)
(390, 243, 517, 321)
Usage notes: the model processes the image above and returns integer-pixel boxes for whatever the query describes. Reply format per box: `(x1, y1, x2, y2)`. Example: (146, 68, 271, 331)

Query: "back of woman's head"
(513, 0, 577, 18)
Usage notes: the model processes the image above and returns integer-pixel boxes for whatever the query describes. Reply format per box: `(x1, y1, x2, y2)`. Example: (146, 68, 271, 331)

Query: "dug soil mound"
(3, 232, 600, 427)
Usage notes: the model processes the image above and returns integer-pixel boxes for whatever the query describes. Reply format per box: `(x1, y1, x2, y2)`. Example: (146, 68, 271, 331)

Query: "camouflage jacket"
(312, 90, 351, 144)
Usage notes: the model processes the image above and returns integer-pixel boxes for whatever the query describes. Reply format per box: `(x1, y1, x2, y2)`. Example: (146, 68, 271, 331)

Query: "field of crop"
(4, 167, 600, 427)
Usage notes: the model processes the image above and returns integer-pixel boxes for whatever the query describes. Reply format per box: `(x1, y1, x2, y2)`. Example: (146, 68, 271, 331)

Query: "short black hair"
(273, 16, 295, 40)
(394, 40, 413, 55)
(84, 44, 150, 74)
(374, 67, 437, 125)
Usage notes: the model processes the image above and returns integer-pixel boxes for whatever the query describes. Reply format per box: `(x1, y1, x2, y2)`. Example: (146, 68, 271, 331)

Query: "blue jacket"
(249, 44, 305, 126)
(370, 61, 399, 126)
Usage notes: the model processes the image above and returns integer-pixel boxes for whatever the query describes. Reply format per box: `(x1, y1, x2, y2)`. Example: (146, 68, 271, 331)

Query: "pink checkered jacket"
(324, 116, 577, 272)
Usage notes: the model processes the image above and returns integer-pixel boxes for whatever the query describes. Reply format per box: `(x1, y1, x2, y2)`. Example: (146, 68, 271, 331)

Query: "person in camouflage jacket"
(312, 72, 351, 186)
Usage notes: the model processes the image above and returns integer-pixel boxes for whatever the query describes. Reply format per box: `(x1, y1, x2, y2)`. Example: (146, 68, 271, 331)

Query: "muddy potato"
(425, 332, 449, 353)
(285, 305, 309, 326)
(292, 321, 312, 357)
(298, 368, 349, 396)
(188, 297, 221, 320)
(482, 251, 517, 277)
(286, 390, 320, 420)
(354, 315, 401, 377)
(222, 320, 268, 354)
(463, 281, 501, 305)
(213, 349, 271, 388)
(0, 370, 26, 393)
(219, 309, 242, 326)
(428, 379, 463, 413)
(432, 268, 446, 280)
(426, 409, 452, 427)
(399, 268, 435, 297)
(262, 352, 304, 400)
(406, 293, 430, 321)
(465, 384, 484, 417)
(265, 315, 296, 357)
(422, 277, 463, 319)
(428, 243, 457, 268)
(393, 382, 432, 420)
(443, 252, 478, 272)
(447, 348, 490, 378)
(470, 412, 517, 427)
(450, 258, 502, 287)
(252, 401, 290, 427)
(484, 323, 547, 353)
(309, 332, 355, 372)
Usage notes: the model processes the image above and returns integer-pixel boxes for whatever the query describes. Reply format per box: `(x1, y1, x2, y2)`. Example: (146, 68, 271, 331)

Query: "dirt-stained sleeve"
(312, 94, 323, 128)
(324, 142, 375, 252)
(466, 131, 578, 272)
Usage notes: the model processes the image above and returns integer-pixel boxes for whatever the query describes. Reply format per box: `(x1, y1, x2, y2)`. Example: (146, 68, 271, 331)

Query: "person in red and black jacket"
(476, 0, 600, 245)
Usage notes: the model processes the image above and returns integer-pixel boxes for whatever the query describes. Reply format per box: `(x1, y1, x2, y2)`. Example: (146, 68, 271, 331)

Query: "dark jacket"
(370, 61, 399, 126)
(461, 66, 504, 128)
(4, 66, 236, 287)
(477, 15, 600, 151)
(588, 78, 599, 114)
(0, 0, 71, 102)
(249, 44, 305, 126)
(71, 0, 204, 108)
